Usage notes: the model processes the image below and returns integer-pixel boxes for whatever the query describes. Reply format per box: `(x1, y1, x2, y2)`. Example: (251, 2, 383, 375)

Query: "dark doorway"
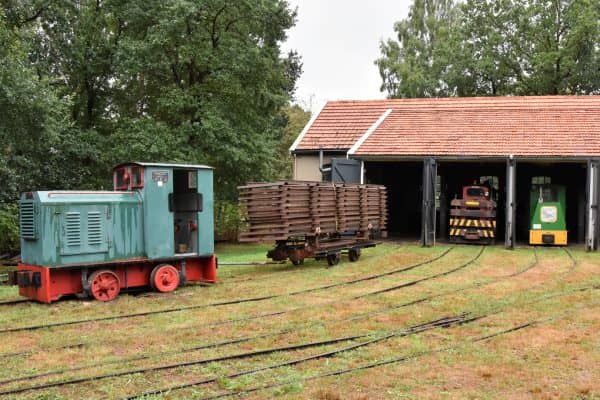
(363, 159, 587, 246)
(365, 162, 423, 238)
(515, 162, 587, 244)
(438, 161, 507, 243)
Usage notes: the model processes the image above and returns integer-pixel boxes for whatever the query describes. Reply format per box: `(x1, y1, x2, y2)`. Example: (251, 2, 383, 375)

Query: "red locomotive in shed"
(449, 185, 497, 244)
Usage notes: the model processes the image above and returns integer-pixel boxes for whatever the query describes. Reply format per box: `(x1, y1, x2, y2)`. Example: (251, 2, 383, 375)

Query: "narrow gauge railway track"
(5, 246, 551, 389)
(0, 245, 568, 384)
(218, 245, 404, 284)
(0, 248, 492, 385)
(0, 314, 475, 396)
(0, 343, 85, 359)
(121, 287, 598, 400)
(0, 299, 29, 306)
(0, 245, 406, 305)
(0, 248, 590, 396)
(192, 302, 598, 400)
(0, 247, 455, 334)
(4, 286, 593, 397)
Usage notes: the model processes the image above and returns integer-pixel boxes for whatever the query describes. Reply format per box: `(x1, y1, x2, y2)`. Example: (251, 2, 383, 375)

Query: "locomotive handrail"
(47, 191, 136, 197)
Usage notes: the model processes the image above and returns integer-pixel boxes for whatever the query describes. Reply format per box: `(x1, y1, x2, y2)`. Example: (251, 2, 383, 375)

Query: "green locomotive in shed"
(529, 183, 567, 246)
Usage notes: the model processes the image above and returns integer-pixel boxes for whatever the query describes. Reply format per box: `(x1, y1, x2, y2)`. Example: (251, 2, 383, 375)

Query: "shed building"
(290, 96, 600, 251)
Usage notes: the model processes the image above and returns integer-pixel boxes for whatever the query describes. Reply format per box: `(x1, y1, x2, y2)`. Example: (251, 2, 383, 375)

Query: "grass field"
(0, 242, 598, 399)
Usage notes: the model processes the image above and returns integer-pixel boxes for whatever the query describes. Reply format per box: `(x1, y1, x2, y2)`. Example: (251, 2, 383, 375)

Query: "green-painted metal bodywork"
(20, 191, 144, 266)
(196, 168, 215, 256)
(20, 163, 214, 267)
(139, 165, 214, 258)
(529, 184, 567, 231)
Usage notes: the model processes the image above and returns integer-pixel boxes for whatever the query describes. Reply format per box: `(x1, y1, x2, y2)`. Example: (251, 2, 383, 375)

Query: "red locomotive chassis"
(14, 256, 216, 303)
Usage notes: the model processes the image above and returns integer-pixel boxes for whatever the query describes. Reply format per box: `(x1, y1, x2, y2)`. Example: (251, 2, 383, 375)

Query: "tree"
(377, 0, 600, 97)
(447, 0, 525, 96)
(518, 0, 600, 94)
(108, 0, 301, 199)
(0, 6, 102, 250)
(2, 0, 301, 202)
(376, 0, 457, 98)
(0, 0, 301, 250)
(0, 6, 101, 205)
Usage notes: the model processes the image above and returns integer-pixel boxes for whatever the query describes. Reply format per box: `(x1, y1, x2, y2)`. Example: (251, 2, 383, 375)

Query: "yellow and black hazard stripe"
(449, 227, 495, 238)
(450, 218, 496, 228)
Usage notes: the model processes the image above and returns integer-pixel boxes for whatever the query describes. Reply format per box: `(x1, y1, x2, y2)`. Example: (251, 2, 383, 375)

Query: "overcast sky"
(282, 0, 412, 112)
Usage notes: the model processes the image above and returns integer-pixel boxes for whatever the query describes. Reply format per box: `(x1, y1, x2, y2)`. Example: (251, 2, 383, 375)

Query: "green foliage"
(214, 200, 242, 242)
(378, 0, 600, 97)
(0, 0, 302, 246)
(448, 0, 524, 96)
(0, 6, 103, 205)
(518, 0, 600, 94)
(0, 204, 19, 253)
(376, 0, 457, 98)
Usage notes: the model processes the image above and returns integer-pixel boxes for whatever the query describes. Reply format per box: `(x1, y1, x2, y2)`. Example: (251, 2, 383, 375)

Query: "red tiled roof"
(293, 96, 600, 158)
(293, 101, 392, 150)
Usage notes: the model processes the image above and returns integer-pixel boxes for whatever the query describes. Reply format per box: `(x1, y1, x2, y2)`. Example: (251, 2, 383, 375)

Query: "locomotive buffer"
(449, 185, 496, 244)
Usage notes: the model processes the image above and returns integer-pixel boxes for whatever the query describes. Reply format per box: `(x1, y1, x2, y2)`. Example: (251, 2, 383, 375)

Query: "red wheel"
(151, 264, 180, 293)
(88, 270, 120, 302)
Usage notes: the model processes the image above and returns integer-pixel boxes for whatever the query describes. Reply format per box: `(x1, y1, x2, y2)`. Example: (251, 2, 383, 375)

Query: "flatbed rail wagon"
(238, 181, 387, 266)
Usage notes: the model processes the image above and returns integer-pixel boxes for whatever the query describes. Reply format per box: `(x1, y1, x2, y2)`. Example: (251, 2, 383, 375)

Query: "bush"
(0, 203, 19, 253)
(214, 200, 242, 242)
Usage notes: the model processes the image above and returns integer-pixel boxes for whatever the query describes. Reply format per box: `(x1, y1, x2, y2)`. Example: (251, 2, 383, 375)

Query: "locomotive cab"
(112, 163, 214, 258)
(463, 186, 490, 201)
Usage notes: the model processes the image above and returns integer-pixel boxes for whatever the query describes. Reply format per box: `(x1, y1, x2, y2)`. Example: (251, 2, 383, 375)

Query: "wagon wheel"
(326, 252, 341, 267)
(88, 270, 120, 302)
(151, 264, 180, 293)
(348, 248, 361, 262)
(291, 258, 304, 266)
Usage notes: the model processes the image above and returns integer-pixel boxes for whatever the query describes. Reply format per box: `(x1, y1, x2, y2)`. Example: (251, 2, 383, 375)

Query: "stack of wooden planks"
(238, 181, 387, 242)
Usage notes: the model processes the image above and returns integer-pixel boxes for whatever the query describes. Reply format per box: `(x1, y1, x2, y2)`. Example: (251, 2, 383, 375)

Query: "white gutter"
(289, 103, 326, 153)
(347, 108, 392, 156)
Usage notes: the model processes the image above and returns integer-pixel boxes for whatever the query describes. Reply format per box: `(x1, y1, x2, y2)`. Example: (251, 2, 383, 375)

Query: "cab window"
(115, 167, 130, 190)
(131, 167, 144, 189)
(466, 188, 486, 197)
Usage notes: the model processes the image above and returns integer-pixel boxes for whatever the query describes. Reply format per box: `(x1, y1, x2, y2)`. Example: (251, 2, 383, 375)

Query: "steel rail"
(3, 245, 564, 387)
(119, 249, 586, 399)
(0, 247, 454, 334)
(123, 286, 598, 400)
(0, 343, 84, 360)
(0, 249, 483, 393)
(0, 315, 472, 396)
(0, 249, 491, 386)
(1, 249, 591, 396)
(0, 299, 29, 306)
(4, 244, 554, 387)
(196, 300, 599, 400)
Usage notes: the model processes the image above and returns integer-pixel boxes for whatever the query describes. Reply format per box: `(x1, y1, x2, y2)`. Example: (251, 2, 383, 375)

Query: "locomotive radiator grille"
(20, 201, 36, 240)
(87, 212, 103, 246)
(65, 212, 82, 247)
